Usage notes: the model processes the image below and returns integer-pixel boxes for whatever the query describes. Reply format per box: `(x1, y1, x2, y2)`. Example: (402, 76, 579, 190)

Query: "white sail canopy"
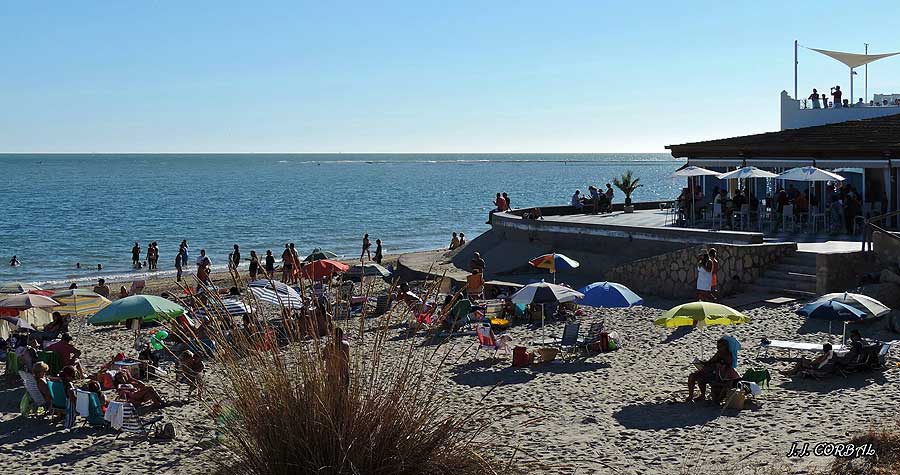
(809, 48, 900, 69)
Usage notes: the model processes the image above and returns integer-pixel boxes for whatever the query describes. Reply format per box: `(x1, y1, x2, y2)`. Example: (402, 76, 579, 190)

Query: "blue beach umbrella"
(576, 282, 644, 308)
(797, 299, 868, 341)
(797, 300, 868, 322)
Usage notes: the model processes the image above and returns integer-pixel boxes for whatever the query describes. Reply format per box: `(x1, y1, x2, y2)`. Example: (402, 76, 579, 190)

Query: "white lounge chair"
(758, 339, 845, 359)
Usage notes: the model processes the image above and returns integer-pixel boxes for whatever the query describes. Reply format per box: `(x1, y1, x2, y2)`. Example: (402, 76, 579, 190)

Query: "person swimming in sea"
(10, 255, 21, 267)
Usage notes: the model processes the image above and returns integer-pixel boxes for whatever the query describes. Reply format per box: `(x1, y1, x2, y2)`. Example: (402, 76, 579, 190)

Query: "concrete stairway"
(745, 251, 818, 299)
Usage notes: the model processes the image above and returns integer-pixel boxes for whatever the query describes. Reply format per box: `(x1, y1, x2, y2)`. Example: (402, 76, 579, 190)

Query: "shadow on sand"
(450, 359, 610, 388)
(779, 370, 889, 394)
(613, 401, 721, 430)
(662, 326, 693, 344)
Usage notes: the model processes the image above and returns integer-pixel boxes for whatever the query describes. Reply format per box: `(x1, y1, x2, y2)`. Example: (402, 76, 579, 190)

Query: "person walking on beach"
(374, 239, 383, 264)
(132, 242, 141, 268)
(449, 232, 460, 250)
(249, 250, 260, 281)
(281, 244, 293, 282)
(265, 250, 275, 278)
(361, 234, 371, 261)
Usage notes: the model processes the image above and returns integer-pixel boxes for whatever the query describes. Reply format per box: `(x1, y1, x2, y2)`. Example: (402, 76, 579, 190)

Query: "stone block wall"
(815, 251, 878, 294)
(604, 242, 797, 299)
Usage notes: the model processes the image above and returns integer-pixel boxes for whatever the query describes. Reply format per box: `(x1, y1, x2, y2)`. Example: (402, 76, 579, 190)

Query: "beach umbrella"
(195, 298, 253, 321)
(814, 292, 890, 318)
(347, 263, 391, 279)
(301, 259, 349, 281)
(88, 295, 184, 326)
(0, 293, 60, 310)
(0, 316, 35, 331)
(655, 301, 749, 328)
(248, 280, 304, 308)
(511, 281, 584, 344)
(529, 253, 580, 283)
(673, 166, 721, 226)
(51, 289, 111, 316)
(576, 282, 643, 308)
(797, 300, 867, 322)
(717, 166, 778, 180)
(0, 282, 43, 294)
(777, 166, 845, 182)
(303, 248, 339, 263)
(777, 166, 846, 214)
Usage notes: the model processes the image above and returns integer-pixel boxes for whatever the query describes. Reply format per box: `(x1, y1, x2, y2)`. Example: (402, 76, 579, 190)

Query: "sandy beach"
(2, 253, 898, 474)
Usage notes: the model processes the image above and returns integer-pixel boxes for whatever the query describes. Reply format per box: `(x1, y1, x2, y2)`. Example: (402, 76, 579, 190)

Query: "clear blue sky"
(3, 1, 899, 153)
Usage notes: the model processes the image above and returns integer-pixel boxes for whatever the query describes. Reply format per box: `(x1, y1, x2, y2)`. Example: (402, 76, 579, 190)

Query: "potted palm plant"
(613, 170, 643, 213)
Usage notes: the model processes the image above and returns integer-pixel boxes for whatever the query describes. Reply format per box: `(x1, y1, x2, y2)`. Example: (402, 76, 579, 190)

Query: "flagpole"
(865, 43, 869, 101)
(794, 40, 798, 100)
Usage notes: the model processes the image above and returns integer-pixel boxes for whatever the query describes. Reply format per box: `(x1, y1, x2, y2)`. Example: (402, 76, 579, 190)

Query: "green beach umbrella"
(52, 289, 112, 316)
(304, 248, 339, 263)
(655, 301, 749, 328)
(88, 295, 184, 326)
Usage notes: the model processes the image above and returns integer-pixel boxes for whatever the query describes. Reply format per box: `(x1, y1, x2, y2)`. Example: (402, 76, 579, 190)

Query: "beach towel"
(722, 335, 741, 368)
(105, 401, 125, 430)
(75, 390, 91, 417)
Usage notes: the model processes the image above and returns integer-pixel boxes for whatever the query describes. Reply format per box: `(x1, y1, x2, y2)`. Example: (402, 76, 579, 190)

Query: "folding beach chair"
(110, 401, 164, 440)
(581, 320, 605, 352)
(474, 323, 512, 359)
(558, 321, 581, 356)
(128, 280, 146, 296)
(19, 370, 50, 416)
(75, 389, 107, 427)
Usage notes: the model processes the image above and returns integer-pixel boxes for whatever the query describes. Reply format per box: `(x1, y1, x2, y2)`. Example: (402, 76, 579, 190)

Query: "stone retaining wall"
(604, 242, 797, 299)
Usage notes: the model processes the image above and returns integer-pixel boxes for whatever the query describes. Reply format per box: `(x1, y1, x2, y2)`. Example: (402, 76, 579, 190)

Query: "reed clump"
(828, 422, 900, 475)
(195, 275, 502, 475)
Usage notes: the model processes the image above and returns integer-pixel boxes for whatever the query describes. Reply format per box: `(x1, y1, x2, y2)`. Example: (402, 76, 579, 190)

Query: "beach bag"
(724, 388, 746, 410)
(607, 331, 622, 350)
(20, 392, 34, 416)
(512, 346, 531, 367)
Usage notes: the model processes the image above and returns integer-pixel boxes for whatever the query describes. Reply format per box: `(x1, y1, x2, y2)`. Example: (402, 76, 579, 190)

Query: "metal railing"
(863, 210, 900, 251)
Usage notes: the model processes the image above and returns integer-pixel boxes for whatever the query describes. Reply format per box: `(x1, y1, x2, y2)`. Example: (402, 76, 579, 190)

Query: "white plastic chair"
(735, 204, 750, 230)
(782, 205, 795, 233)
(810, 206, 827, 234)
(712, 203, 723, 229)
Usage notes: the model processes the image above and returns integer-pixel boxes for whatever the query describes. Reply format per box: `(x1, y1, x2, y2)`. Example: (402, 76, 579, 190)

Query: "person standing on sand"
(132, 242, 141, 268)
(281, 244, 292, 282)
(230, 244, 241, 271)
(196, 249, 210, 276)
(249, 250, 260, 281)
(174, 251, 183, 282)
(696, 253, 714, 301)
(449, 232, 460, 250)
(289, 243, 300, 284)
(265, 250, 275, 278)
(374, 239, 383, 264)
(708, 248, 719, 297)
(361, 234, 371, 261)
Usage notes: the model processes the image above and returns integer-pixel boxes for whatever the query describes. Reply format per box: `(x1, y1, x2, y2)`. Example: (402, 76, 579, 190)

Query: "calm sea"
(0, 154, 684, 285)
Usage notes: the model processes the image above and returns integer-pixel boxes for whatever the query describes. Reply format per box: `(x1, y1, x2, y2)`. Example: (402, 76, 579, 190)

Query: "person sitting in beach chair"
(114, 370, 163, 408)
(443, 297, 475, 333)
(781, 343, 834, 378)
(686, 338, 739, 402)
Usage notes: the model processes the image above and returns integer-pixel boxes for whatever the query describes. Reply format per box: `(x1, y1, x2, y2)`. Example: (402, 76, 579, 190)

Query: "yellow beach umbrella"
(655, 301, 749, 328)
(52, 289, 112, 316)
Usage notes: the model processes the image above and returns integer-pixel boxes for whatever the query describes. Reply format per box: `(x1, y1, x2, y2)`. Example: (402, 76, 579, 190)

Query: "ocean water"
(0, 154, 685, 286)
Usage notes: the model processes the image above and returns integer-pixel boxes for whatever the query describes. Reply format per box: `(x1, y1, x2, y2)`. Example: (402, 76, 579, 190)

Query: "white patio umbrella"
(718, 167, 778, 230)
(673, 166, 721, 225)
(778, 167, 845, 229)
